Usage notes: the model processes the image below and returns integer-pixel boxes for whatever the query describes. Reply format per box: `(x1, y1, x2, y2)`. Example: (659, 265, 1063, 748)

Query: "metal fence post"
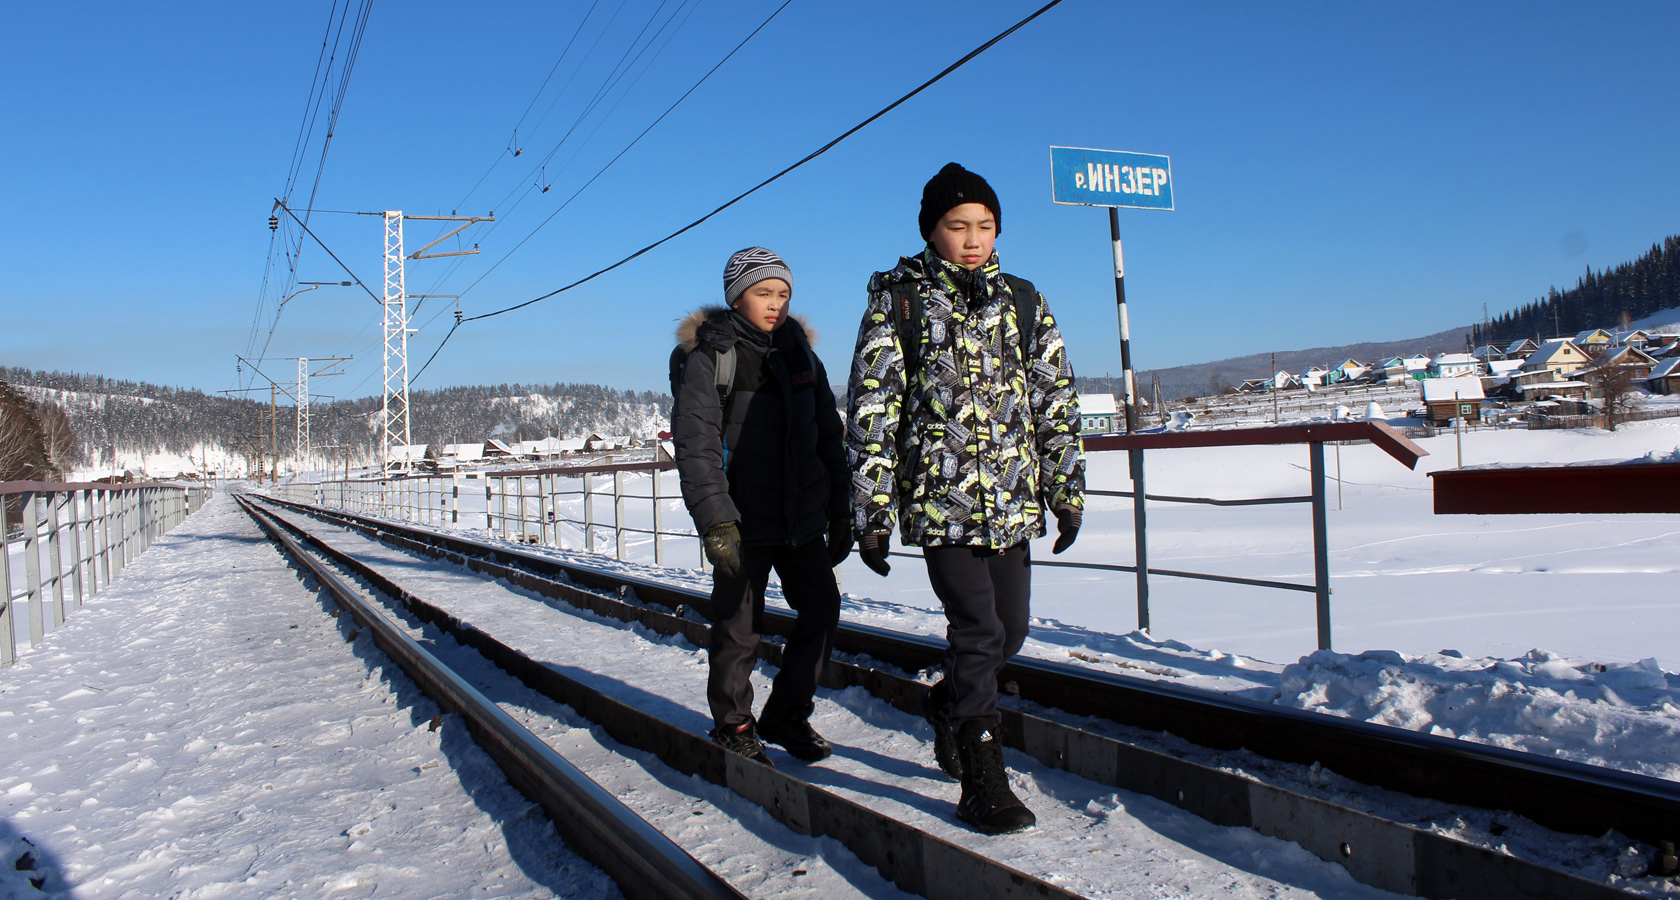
(614, 470, 626, 559)
(1, 511, 15, 666)
(99, 490, 112, 586)
(1130, 449, 1150, 633)
(582, 472, 594, 553)
(22, 493, 43, 647)
(651, 467, 664, 567)
(68, 490, 85, 608)
(1310, 441, 1333, 651)
(46, 492, 66, 627)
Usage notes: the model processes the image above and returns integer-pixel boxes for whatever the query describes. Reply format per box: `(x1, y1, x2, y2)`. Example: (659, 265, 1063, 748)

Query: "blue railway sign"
(1049, 146, 1173, 210)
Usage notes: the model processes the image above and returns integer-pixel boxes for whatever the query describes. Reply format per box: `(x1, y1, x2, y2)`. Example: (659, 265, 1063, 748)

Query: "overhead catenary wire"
(459, 0, 1065, 327)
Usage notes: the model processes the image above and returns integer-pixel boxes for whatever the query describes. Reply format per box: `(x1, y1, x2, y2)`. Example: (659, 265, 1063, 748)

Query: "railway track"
(243, 492, 1675, 899)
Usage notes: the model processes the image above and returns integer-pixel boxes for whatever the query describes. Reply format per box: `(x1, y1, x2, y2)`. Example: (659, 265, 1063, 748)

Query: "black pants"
(924, 543, 1031, 726)
(707, 537, 841, 730)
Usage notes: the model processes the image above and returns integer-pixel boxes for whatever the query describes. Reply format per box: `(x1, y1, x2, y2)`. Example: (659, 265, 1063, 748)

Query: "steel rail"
(251, 496, 1680, 872)
(241, 495, 1084, 900)
(236, 496, 747, 900)
(246, 494, 1649, 899)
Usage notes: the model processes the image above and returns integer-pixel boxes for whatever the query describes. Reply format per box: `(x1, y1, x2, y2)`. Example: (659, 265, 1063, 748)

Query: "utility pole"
(378, 211, 491, 473)
(296, 356, 350, 475)
(1271, 351, 1279, 425)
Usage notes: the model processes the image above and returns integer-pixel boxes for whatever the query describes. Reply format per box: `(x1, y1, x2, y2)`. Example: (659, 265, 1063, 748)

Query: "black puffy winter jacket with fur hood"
(671, 306, 848, 547)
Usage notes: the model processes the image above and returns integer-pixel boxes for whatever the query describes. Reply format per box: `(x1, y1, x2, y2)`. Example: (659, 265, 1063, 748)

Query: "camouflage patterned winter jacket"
(846, 247, 1084, 549)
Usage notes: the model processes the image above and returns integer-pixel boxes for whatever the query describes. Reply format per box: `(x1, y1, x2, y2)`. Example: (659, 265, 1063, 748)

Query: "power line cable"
(447, 0, 777, 299)
(461, 0, 1063, 325)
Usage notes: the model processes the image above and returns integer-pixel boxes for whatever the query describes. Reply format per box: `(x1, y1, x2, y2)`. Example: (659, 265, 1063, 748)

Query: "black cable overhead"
(462, 0, 1064, 325)
(244, 0, 374, 381)
(408, 0, 1059, 384)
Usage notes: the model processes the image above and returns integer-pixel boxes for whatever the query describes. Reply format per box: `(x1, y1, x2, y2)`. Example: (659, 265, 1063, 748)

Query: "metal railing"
(1, 480, 212, 667)
(272, 460, 700, 567)
(1078, 422, 1425, 650)
(271, 424, 1428, 652)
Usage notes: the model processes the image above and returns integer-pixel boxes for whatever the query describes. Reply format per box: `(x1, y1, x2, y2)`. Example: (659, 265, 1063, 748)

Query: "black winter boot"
(710, 719, 774, 767)
(757, 706, 833, 762)
(953, 719, 1035, 835)
(921, 681, 962, 780)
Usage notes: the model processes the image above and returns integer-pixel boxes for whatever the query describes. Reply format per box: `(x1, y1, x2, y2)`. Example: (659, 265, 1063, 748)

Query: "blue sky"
(3, 1, 1677, 399)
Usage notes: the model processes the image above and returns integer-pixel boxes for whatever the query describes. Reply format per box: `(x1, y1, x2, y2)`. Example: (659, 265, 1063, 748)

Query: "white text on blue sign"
(1049, 146, 1174, 210)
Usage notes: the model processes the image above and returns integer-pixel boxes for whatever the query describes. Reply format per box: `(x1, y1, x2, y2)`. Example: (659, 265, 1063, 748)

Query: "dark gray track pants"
(924, 543, 1031, 726)
(707, 537, 841, 730)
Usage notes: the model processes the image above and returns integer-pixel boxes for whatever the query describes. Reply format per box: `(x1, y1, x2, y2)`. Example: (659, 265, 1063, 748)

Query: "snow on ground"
(0, 494, 618, 900)
(259, 502, 1403, 900)
(351, 419, 1680, 788)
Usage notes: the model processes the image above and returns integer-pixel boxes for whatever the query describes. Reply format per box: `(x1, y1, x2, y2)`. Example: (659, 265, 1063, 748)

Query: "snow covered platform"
(0, 494, 617, 899)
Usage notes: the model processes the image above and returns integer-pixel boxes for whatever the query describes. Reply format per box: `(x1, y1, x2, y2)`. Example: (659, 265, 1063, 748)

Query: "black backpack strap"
(1002, 274, 1039, 369)
(888, 282, 923, 379)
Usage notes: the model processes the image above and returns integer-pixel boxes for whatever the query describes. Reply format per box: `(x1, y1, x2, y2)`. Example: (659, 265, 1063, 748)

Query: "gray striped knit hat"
(723, 247, 793, 306)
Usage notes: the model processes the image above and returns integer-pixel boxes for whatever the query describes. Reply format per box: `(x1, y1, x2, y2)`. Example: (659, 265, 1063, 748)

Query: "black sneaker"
(757, 710, 833, 762)
(922, 682, 962, 780)
(710, 720, 774, 767)
(954, 718, 1035, 835)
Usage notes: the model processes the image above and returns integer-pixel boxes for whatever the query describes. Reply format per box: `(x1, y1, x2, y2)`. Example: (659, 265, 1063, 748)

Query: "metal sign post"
(1050, 145, 1173, 632)
(1049, 146, 1174, 434)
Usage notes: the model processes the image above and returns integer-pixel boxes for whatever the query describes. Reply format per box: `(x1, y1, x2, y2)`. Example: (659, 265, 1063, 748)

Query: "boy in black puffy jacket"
(670, 247, 852, 766)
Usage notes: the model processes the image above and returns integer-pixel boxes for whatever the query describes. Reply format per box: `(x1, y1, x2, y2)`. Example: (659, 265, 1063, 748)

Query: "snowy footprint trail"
(0, 494, 619, 900)
(261, 503, 1404, 899)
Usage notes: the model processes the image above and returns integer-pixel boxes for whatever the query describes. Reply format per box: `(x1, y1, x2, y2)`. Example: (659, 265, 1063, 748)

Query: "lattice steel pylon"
(380, 211, 411, 473)
(296, 357, 310, 471)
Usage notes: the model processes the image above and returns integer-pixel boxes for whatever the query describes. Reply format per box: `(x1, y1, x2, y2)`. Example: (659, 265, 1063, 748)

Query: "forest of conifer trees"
(1473, 236, 1680, 346)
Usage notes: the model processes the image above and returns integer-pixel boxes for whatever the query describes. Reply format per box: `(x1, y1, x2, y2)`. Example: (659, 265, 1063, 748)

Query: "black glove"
(1052, 505, 1081, 555)
(857, 531, 891, 576)
(827, 517, 853, 567)
(703, 522, 742, 579)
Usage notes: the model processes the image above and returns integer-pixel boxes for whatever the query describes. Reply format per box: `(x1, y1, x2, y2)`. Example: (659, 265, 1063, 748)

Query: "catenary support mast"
(380, 211, 411, 473)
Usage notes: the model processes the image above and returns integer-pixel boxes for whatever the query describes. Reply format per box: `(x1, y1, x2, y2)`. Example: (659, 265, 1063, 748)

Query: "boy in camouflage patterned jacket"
(845, 162, 1085, 834)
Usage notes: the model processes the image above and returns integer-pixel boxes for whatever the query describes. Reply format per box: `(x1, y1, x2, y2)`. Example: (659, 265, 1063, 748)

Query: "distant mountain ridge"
(1078, 325, 1474, 401)
(0, 366, 670, 474)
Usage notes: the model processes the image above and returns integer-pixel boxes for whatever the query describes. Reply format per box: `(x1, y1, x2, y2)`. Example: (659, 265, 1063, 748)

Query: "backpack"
(885, 274, 1038, 378)
(669, 344, 740, 463)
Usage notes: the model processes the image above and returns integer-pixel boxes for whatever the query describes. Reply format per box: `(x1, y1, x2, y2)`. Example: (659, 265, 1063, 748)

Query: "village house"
(1648, 359, 1680, 394)
(1429, 353, 1481, 378)
(1076, 392, 1118, 436)
(1572, 328, 1615, 352)
(1328, 359, 1368, 383)
(1616, 329, 1653, 349)
(1519, 340, 1592, 377)
(1471, 345, 1507, 364)
(1508, 368, 1591, 402)
(1503, 338, 1539, 359)
(1298, 365, 1329, 388)
(483, 438, 519, 461)
(1581, 345, 1661, 386)
(1419, 377, 1485, 425)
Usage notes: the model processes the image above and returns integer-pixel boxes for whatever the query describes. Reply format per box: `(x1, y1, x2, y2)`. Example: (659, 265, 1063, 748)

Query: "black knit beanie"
(919, 162, 1001, 241)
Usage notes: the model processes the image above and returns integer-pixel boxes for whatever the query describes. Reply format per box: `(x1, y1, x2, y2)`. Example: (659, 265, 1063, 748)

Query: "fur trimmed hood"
(675, 305, 817, 352)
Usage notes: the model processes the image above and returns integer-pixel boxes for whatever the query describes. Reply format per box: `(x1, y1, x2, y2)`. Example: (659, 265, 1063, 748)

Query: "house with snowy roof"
(1573, 328, 1615, 351)
(1402, 354, 1431, 373)
(1429, 353, 1481, 378)
(1519, 340, 1592, 377)
(483, 438, 519, 460)
(1419, 377, 1485, 424)
(1616, 329, 1653, 349)
(1509, 368, 1591, 402)
(1504, 338, 1539, 359)
(1076, 392, 1118, 436)
(1298, 365, 1329, 387)
(1329, 359, 1368, 383)
(1583, 345, 1661, 382)
(1648, 358, 1680, 394)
